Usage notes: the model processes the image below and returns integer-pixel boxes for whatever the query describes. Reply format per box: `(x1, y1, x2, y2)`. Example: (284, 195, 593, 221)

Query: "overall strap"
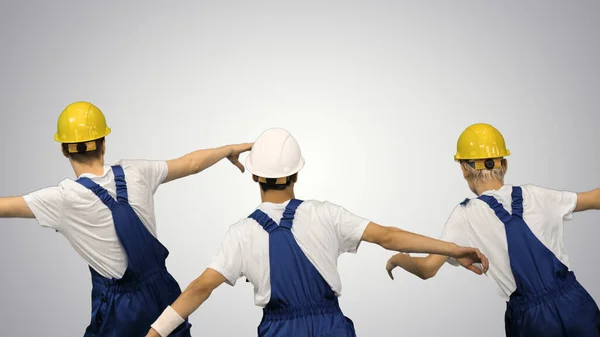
(279, 199, 304, 229)
(111, 165, 129, 203)
(477, 195, 513, 225)
(77, 177, 117, 209)
(511, 186, 524, 219)
(249, 210, 279, 233)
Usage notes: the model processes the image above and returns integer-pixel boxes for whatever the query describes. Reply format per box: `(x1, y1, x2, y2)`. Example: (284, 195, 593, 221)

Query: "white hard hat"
(245, 128, 305, 178)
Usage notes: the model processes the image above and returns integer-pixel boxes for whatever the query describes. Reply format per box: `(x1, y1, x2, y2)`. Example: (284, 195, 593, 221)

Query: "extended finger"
(230, 159, 245, 172)
(236, 161, 245, 172)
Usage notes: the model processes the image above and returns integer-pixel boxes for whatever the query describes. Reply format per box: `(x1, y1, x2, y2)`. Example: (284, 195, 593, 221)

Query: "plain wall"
(1, 1, 599, 336)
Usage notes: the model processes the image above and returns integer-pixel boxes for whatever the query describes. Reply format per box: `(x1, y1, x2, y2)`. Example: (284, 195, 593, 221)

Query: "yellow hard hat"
(54, 101, 111, 143)
(454, 123, 510, 161)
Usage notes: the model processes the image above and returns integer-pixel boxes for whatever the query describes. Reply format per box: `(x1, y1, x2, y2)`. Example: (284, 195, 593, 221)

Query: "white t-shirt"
(23, 160, 169, 279)
(208, 199, 371, 307)
(439, 184, 578, 301)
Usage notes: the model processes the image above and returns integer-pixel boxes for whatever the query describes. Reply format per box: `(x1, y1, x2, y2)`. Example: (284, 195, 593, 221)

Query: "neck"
(474, 179, 504, 196)
(260, 188, 296, 204)
(70, 159, 105, 178)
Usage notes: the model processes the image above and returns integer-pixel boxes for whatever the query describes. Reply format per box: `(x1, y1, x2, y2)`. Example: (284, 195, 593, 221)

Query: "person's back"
(210, 198, 369, 336)
(147, 128, 490, 337)
(443, 183, 577, 300)
(386, 123, 600, 337)
(28, 160, 169, 278)
(1, 101, 253, 337)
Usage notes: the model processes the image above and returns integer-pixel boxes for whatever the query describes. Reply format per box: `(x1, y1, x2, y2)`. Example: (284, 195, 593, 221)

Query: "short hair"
(257, 174, 297, 192)
(62, 138, 105, 163)
(460, 159, 507, 184)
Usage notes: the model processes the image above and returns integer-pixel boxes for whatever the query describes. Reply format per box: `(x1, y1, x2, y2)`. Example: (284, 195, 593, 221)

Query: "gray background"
(1, 1, 599, 336)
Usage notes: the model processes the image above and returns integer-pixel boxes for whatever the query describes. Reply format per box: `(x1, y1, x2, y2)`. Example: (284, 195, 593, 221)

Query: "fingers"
(227, 157, 245, 173)
(471, 249, 489, 273)
(385, 261, 395, 280)
(235, 161, 245, 173)
(466, 264, 483, 275)
(480, 252, 489, 273)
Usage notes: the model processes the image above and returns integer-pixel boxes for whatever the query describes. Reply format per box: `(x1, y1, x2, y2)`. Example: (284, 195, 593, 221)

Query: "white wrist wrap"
(151, 306, 185, 337)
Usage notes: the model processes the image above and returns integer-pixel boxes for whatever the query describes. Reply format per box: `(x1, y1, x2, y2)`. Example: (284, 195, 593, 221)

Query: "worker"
(385, 123, 600, 336)
(0, 101, 253, 337)
(145, 127, 489, 337)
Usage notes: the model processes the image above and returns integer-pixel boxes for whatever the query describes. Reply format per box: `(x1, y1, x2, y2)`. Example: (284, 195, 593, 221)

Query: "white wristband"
(151, 306, 185, 337)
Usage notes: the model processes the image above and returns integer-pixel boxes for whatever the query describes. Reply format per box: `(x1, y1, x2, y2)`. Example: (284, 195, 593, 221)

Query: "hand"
(227, 143, 253, 172)
(385, 254, 399, 280)
(451, 246, 489, 275)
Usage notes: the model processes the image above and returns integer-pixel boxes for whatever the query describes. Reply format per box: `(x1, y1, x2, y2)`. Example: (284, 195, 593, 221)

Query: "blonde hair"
(460, 159, 507, 184)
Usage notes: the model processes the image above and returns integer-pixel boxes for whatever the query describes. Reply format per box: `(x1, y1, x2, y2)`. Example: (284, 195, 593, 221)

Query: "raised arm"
(574, 188, 600, 212)
(163, 143, 253, 183)
(0, 197, 35, 218)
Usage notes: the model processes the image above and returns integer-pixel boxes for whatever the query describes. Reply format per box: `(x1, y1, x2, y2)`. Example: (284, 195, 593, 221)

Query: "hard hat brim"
(454, 149, 510, 161)
(246, 157, 305, 179)
(54, 127, 111, 143)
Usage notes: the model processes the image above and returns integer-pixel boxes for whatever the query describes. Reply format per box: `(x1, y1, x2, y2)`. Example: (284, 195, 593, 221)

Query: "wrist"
(150, 306, 185, 337)
(147, 328, 161, 337)
(447, 242, 459, 257)
(223, 145, 234, 157)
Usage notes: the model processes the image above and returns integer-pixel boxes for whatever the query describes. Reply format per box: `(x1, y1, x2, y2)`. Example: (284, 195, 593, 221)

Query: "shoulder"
(114, 159, 167, 171)
(299, 199, 342, 212)
(294, 200, 352, 220)
(230, 216, 264, 233)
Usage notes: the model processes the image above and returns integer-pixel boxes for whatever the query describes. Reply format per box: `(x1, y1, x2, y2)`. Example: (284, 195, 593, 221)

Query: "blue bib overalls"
(248, 199, 356, 337)
(77, 165, 192, 337)
(464, 186, 600, 336)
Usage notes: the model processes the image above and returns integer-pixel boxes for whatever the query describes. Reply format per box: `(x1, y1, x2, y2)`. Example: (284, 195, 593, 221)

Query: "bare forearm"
(186, 145, 233, 174)
(380, 227, 458, 256)
(174, 283, 212, 318)
(390, 254, 427, 278)
(147, 283, 212, 337)
(388, 253, 448, 280)
(165, 145, 234, 183)
(148, 268, 226, 337)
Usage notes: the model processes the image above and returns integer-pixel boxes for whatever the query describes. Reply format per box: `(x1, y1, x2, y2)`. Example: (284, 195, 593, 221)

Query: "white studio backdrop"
(1, 1, 599, 336)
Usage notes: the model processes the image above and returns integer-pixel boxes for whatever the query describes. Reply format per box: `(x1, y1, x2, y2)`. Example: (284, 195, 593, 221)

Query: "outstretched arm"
(0, 197, 34, 218)
(361, 222, 488, 273)
(163, 143, 253, 183)
(147, 268, 227, 337)
(574, 188, 600, 212)
(386, 253, 450, 280)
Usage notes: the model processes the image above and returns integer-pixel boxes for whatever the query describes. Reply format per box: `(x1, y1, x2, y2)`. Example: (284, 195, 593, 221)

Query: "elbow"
(419, 269, 437, 280)
(379, 228, 402, 251)
(185, 279, 214, 299)
(186, 156, 203, 175)
(418, 263, 439, 280)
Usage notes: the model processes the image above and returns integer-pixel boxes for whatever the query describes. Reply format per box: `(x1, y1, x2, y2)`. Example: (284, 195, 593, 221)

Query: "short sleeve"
(208, 225, 244, 287)
(530, 185, 578, 221)
(22, 186, 64, 230)
(324, 201, 371, 254)
(439, 205, 468, 267)
(123, 160, 168, 193)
